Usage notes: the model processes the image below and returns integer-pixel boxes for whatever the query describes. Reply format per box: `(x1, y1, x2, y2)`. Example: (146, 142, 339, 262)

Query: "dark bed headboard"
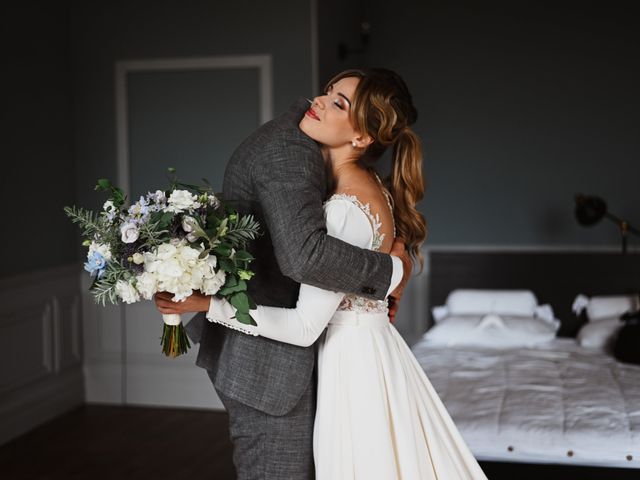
(427, 250, 640, 337)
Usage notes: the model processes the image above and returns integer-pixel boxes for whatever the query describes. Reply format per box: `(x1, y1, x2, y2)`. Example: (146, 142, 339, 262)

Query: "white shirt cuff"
(386, 256, 403, 297)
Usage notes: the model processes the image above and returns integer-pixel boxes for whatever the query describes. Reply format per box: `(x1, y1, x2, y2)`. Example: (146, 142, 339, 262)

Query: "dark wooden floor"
(1, 406, 638, 479)
(0, 405, 236, 480)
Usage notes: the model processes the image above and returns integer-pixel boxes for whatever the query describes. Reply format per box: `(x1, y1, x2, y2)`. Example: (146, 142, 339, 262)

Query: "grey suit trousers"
(211, 371, 316, 480)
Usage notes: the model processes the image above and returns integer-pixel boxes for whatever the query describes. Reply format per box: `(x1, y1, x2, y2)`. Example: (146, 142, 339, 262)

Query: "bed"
(411, 250, 640, 478)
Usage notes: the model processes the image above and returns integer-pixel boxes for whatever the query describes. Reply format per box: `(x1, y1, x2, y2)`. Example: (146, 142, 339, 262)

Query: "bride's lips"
(305, 108, 320, 121)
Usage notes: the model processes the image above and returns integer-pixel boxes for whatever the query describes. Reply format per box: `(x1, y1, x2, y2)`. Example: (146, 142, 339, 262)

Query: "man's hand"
(154, 291, 211, 315)
(389, 238, 412, 323)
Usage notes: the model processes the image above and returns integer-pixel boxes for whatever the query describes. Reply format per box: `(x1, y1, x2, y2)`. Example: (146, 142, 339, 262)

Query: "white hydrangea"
(115, 279, 140, 304)
(88, 241, 112, 261)
(202, 269, 226, 295)
(135, 271, 158, 300)
(140, 240, 221, 302)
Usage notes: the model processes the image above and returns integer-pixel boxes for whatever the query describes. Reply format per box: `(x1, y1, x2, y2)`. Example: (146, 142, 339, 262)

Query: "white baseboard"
(125, 362, 224, 410)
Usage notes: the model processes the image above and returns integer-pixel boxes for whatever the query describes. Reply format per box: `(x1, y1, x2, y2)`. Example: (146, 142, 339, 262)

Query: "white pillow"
(577, 317, 622, 350)
(442, 289, 539, 318)
(586, 295, 638, 322)
(423, 314, 558, 349)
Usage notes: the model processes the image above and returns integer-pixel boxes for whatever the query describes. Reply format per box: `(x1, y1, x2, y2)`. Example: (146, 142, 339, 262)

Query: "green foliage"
(95, 178, 126, 207)
(64, 206, 102, 238)
(89, 262, 130, 306)
(223, 214, 261, 246)
(230, 292, 257, 326)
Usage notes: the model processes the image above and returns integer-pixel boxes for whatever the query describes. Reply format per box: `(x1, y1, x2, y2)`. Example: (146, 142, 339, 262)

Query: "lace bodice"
(326, 193, 393, 315)
(207, 186, 398, 346)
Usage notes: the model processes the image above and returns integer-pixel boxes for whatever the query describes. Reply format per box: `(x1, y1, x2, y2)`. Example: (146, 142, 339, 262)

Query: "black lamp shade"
(574, 194, 608, 226)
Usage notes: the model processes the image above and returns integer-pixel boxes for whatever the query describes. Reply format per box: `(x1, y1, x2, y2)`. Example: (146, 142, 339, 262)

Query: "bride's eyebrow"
(337, 93, 352, 108)
(326, 84, 352, 107)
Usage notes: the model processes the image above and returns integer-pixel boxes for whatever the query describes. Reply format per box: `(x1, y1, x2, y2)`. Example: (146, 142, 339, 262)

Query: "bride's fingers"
(157, 304, 179, 314)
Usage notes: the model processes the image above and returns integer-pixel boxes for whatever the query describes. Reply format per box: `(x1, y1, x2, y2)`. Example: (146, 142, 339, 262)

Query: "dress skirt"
(313, 310, 488, 480)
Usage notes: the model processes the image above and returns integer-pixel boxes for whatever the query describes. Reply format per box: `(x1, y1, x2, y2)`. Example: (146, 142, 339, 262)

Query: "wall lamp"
(574, 193, 640, 254)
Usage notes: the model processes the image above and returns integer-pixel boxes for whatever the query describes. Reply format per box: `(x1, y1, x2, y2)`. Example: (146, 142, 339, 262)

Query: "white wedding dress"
(208, 194, 487, 480)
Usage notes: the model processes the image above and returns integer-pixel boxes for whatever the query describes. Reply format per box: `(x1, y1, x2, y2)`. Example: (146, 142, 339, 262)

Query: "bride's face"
(299, 76, 362, 149)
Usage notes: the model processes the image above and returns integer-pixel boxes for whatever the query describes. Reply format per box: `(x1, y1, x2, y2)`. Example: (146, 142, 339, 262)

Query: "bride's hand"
(154, 291, 211, 315)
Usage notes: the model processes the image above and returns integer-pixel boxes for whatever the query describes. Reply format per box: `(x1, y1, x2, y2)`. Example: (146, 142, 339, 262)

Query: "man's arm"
(253, 135, 400, 301)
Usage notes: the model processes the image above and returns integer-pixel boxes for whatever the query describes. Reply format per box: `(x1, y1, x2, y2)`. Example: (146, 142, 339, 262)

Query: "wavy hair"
(325, 68, 427, 270)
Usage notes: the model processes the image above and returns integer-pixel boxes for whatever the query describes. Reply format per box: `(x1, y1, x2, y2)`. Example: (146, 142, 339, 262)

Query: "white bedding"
(411, 338, 640, 468)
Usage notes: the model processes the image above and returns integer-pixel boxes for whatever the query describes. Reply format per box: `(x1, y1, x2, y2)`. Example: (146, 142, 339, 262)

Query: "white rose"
(132, 253, 144, 265)
(165, 190, 198, 213)
(202, 269, 226, 295)
(135, 272, 158, 300)
(120, 222, 139, 244)
(115, 279, 140, 304)
(182, 215, 197, 233)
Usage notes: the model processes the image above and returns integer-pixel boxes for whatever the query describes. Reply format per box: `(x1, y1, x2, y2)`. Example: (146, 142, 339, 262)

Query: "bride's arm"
(207, 199, 373, 347)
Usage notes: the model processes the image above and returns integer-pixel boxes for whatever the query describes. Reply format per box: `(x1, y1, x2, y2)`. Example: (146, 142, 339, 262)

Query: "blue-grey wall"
(332, 1, 640, 247)
(1, 2, 77, 278)
(2, 0, 316, 279)
(5, 1, 639, 282)
(70, 0, 315, 210)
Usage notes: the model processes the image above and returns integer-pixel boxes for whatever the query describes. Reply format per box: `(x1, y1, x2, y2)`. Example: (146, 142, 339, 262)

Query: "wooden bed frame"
(426, 249, 640, 479)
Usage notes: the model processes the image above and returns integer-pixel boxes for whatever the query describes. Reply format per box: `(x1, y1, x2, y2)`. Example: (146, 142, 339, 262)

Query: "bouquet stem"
(161, 314, 190, 358)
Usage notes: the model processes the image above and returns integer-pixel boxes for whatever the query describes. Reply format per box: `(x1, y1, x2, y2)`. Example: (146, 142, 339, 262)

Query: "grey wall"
(1, 2, 77, 278)
(5, 0, 638, 281)
(317, 0, 368, 87)
(1, 0, 316, 278)
(326, 0, 640, 247)
(70, 0, 315, 210)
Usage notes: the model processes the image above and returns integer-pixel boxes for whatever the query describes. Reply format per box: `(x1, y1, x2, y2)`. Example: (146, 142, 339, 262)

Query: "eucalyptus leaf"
(234, 311, 256, 326)
(230, 292, 250, 312)
(235, 250, 254, 262)
(218, 279, 246, 296)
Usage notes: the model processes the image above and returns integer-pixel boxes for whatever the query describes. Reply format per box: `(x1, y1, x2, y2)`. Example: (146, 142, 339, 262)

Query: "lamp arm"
(605, 212, 640, 237)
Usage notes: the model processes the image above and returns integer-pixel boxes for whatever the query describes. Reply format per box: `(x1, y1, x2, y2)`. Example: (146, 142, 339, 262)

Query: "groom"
(182, 98, 410, 479)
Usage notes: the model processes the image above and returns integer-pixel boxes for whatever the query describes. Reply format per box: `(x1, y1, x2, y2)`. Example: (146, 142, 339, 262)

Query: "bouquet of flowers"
(65, 169, 260, 357)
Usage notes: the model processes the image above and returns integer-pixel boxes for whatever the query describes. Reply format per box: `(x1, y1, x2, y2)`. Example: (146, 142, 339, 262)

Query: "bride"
(157, 68, 487, 479)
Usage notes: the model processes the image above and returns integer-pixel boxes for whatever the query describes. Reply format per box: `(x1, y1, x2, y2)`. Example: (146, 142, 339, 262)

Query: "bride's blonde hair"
(325, 68, 427, 270)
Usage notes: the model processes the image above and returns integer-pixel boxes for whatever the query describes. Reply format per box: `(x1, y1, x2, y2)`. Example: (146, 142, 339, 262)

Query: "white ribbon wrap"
(162, 313, 182, 326)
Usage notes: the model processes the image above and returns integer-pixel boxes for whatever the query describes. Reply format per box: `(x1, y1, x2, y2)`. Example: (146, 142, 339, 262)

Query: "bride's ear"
(352, 134, 373, 149)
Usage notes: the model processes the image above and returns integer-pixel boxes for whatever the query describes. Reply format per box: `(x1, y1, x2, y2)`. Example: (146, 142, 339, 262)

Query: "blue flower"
(84, 251, 107, 278)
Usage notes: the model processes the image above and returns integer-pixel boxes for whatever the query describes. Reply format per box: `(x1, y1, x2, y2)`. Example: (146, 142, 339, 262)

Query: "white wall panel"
(0, 266, 84, 445)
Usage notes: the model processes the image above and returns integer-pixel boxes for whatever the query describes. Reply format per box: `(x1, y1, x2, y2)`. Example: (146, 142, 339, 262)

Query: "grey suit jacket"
(188, 98, 394, 416)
